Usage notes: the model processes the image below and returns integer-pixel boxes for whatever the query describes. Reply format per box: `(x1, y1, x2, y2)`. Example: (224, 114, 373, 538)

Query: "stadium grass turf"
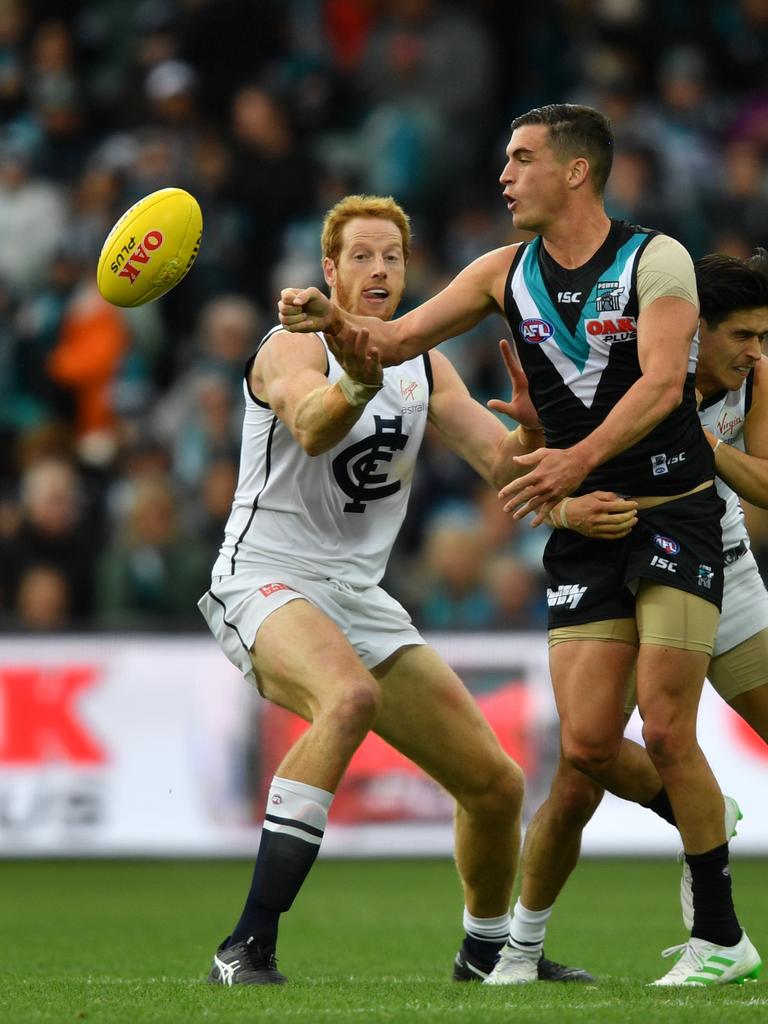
(2, 857, 767, 1023)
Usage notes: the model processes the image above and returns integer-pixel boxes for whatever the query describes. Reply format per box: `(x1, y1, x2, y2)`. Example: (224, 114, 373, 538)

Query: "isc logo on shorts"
(259, 582, 292, 597)
(547, 584, 587, 609)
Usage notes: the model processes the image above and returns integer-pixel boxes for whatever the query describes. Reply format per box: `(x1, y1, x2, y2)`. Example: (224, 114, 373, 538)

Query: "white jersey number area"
(212, 331, 431, 587)
(332, 415, 409, 513)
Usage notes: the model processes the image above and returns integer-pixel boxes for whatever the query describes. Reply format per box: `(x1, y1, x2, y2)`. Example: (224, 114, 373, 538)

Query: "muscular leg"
(636, 643, 723, 854)
(519, 756, 604, 912)
(220, 600, 383, 963)
(371, 644, 523, 919)
(255, 600, 382, 791)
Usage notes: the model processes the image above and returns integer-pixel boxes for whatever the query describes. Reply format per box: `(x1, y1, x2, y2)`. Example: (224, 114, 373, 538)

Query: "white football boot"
(652, 931, 762, 986)
(483, 943, 539, 985)
(679, 795, 743, 930)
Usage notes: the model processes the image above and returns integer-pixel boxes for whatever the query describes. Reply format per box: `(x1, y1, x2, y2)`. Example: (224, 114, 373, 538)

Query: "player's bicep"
(636, 296, 698, 383)
(254, 331, 330, 429)
(428, 351, 506, 473)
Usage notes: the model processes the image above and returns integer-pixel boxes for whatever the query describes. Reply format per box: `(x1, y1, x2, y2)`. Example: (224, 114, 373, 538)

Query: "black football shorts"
(543, 486, 725, 630)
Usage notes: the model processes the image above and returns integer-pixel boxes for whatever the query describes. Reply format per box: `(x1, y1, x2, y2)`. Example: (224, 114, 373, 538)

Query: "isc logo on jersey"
(520, 318, 554, 344)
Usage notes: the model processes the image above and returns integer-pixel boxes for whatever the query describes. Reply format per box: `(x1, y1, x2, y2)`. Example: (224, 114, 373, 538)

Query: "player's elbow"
(296, 431, 328, 457)
(652, 377, 684, 417)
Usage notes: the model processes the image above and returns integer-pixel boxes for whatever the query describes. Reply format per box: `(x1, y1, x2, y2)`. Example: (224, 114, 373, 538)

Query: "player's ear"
(568, 157, 589, 189)
(322, 256, 336, 289)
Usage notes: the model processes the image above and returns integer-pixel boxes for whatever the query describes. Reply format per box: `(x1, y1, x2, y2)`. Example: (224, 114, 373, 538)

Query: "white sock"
(463, 907, 511, 943)
(263, 775, 334, 844)
(508, 898, 553, 955)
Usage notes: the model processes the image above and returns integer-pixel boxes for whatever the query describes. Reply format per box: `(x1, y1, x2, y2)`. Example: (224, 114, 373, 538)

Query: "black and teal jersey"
(503, 219, 714, 496)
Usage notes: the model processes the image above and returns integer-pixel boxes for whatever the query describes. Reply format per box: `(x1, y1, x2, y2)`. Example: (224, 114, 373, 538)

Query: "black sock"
(229, 828, 322, 948)
(463, 933, 506, 968)
(228, 777, 330, 949)
(641, 787, 677, 826)
(687, 842, 742, 947)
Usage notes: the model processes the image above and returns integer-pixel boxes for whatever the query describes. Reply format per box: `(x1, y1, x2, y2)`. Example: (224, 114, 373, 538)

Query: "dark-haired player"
(496, 249, 768, 986)
(279, 105, 760, 985)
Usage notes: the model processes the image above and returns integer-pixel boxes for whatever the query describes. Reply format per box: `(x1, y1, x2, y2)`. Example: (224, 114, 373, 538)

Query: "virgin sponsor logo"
(653, 534, 680, 555)
(716, 411, 743, 438)
(520, 318, 555, 344)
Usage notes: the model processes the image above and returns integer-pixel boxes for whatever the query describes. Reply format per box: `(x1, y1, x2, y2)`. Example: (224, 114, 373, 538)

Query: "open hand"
(499, 447, 592, 524)
(487, 339, 541, 430)
(330, 328, 382, 386)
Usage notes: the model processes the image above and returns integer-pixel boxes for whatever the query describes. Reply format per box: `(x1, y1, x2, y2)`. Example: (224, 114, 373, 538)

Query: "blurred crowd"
(3, 0, 768, 632)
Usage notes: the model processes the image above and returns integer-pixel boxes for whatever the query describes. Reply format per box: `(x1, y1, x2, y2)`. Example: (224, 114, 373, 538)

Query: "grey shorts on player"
(198, 565, 426, 689)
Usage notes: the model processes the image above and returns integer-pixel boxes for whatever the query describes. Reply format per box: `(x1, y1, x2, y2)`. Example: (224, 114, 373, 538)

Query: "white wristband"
(713, 438, 724, 454)
(338, 373, 383, 407)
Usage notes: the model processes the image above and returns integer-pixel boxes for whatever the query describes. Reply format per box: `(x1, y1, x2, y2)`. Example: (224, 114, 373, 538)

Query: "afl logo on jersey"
(653, 534, 680, 556)
(520, 318, 554, 344)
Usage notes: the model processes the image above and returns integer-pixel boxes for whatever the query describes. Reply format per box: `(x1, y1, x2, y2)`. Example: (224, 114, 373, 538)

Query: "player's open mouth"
(503, 192, 517, 210)
(363, 289, 389, 300)
(733, 365, 753, 375)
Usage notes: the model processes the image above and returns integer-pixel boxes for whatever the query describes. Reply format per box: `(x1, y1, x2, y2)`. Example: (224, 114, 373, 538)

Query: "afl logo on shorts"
(653, 534, 680, 556)
(520, 318, 554, 344)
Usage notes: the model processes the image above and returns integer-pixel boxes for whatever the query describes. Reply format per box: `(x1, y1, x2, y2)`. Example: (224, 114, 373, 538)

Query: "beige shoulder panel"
(636, 235, 698, 311)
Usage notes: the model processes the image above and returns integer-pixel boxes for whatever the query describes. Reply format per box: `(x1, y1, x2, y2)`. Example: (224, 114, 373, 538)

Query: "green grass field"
(2, 857, 767, 1023)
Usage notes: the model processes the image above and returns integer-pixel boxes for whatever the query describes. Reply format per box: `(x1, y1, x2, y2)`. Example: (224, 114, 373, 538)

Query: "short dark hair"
(510, 104, 614, 193)
(695, 252, 768, 327)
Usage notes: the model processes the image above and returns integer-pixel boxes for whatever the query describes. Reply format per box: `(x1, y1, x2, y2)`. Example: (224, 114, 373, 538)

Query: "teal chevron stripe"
(522, 239, 590, 372)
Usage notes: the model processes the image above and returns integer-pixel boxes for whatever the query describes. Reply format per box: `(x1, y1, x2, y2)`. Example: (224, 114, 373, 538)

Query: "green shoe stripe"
(687, 975, 715, 984)
(699, 966, 725, 976)
(709, 956, 736, 967)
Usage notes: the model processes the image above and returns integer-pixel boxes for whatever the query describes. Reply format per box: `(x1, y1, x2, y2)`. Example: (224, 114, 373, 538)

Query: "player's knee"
(459, 756, 524, 819)
(641, 717, 695, 766)
(561, 737, 620, 779)
(550, 771, 604, 827)
(325, 678, 381, 740)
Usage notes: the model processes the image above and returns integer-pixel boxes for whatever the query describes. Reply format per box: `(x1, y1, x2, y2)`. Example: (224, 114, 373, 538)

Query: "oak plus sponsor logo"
(547, 584, 587, 610)
(0, 664, 107, 836)
(520, 318, 555, 344)
(110, 229, 164, 284)
(584, 316, 637, 343)
(399, 378, 426, 414)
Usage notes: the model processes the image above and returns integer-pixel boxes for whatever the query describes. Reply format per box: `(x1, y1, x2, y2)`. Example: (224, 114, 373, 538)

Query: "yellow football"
(96, 187, 203, 307)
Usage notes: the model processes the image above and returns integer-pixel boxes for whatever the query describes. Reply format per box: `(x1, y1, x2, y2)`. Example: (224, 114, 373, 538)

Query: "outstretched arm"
(278, 247, 513, 367)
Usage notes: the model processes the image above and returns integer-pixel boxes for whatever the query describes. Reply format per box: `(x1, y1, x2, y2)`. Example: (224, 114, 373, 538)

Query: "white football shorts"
(713, 547, 768, 657)
(198, 565, 425, 688)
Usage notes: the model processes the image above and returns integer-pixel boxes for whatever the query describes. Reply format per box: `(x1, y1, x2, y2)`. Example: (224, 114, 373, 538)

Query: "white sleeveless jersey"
(212, 329, 432, 585)
(698, 373, 753, 552)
